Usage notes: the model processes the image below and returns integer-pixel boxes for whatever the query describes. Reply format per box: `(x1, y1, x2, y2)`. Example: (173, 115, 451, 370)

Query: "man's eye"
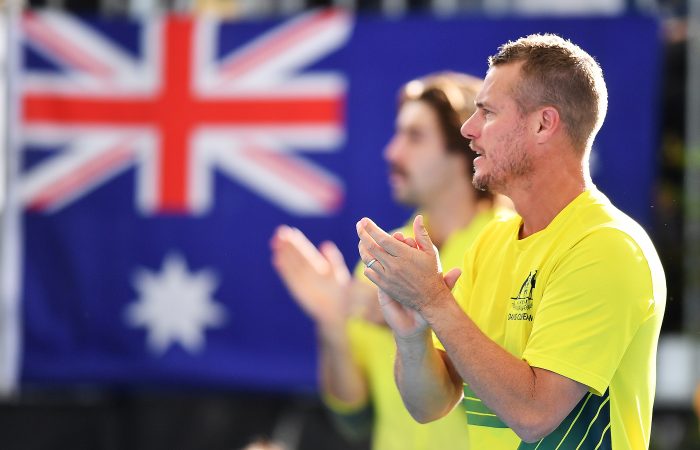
(407, 131, 423, 142)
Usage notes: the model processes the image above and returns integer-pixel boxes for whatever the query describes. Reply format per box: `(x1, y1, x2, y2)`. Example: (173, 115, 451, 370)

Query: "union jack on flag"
(21, 9, 351, 216)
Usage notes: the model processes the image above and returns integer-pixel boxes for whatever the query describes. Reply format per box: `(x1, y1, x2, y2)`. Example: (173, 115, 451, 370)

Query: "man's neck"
(508, 163, 591, 239)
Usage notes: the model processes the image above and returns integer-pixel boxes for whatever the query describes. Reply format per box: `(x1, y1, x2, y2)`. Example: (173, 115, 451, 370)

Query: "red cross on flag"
(20, 9, 352, 215)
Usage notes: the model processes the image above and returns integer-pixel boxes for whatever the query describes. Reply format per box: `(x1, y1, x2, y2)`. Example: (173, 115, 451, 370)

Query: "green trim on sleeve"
(328, 402, 374, 442)
(462, 385, 509, 428)
(517, 390, 611, 450)
(322, 390, 369, 415)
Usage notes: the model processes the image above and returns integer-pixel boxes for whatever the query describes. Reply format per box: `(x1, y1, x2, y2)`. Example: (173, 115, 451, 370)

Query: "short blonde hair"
(489, 34, 608, 152)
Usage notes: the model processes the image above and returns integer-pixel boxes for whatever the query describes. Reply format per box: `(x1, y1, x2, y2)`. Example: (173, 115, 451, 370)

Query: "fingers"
(319, 240, 351, 283)
(270, 224, 290, 252)
(271, 225, 325, 277)
(290, 227, 327, 272)
(270, 225, 298, 272)
(392, 231, 420, 249)
(404, 237, 417, 249)
(355, 216, 433, 274)
(412, 215, 436, 254)
(356, 219, 391, 270)
(320, 240, 344, 265)
(376, 288, 392, 308)
(443, 268, 462, 291)
(357, 217, 406, 257)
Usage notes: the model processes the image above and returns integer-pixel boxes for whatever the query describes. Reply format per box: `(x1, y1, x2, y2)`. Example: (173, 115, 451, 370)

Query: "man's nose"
(383, 135, 401, 162)
(461, 112, 479, 140)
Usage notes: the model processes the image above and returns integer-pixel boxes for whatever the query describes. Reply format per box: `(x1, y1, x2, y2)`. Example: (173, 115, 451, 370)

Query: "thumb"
(413, 215, 435, 254)
(320, 241, 351, 281)
(377, 288, 391, 307)
(443, 268, 462, 291)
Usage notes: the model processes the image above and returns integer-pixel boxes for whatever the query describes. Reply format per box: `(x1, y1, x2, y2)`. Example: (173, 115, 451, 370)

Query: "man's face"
(383, 100, 465, 206)
(461, 63, 534, 194)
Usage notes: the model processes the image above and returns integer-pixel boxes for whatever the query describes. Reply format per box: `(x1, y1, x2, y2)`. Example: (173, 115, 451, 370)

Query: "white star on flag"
(126, 253, 227, 355)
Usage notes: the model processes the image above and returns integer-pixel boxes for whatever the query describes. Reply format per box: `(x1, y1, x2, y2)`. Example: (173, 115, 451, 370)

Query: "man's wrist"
(317, 319, 350, 345)
(420, 285, 458, 327)
(393, 326, 433, 350)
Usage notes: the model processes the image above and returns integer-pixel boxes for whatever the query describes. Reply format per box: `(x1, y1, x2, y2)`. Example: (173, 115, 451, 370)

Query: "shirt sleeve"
(522, 227, 657, 395)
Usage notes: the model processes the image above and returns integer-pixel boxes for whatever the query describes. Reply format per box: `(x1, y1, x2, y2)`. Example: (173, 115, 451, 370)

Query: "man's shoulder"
(569, 190, 660, 260)
(555, 191, 665, 303)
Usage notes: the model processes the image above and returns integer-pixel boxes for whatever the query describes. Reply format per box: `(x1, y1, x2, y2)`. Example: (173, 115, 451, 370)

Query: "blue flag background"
(12, 12, 660, 392)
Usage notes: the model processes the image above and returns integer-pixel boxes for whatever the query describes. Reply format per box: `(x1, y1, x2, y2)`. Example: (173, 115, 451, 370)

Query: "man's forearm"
(423, 294, 586, 442)
(393, 329, 463, 423)
(318, 324, 368, 408)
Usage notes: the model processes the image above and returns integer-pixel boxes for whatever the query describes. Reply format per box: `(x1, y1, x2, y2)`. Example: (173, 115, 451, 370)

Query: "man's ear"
(534, 106, 560, 144)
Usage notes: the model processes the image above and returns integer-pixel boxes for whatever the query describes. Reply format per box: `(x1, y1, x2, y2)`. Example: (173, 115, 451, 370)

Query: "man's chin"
(393, 193, 418, 207)
(472, 176, 490, 192)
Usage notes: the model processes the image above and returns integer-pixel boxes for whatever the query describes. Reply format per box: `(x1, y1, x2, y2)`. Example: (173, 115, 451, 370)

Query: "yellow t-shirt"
(326, 208, 497, 450)
(451, 189, 665, 449)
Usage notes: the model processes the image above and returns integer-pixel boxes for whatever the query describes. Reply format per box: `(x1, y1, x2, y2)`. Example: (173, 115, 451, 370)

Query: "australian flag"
(0, 10, 661, 393)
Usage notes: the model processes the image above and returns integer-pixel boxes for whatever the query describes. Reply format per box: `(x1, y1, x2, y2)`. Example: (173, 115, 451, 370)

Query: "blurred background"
(0, 0, 697, 449)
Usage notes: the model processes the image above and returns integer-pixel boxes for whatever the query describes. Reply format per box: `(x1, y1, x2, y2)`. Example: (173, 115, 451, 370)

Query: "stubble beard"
(472, 170, 490, 192)
(395, 189, 419, 208)
(472, 140, 532, 194)
(391, 181, 420, 207)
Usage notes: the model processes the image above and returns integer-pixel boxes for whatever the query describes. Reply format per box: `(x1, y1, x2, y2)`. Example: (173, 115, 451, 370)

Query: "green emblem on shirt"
(509, 270, 537, 321)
